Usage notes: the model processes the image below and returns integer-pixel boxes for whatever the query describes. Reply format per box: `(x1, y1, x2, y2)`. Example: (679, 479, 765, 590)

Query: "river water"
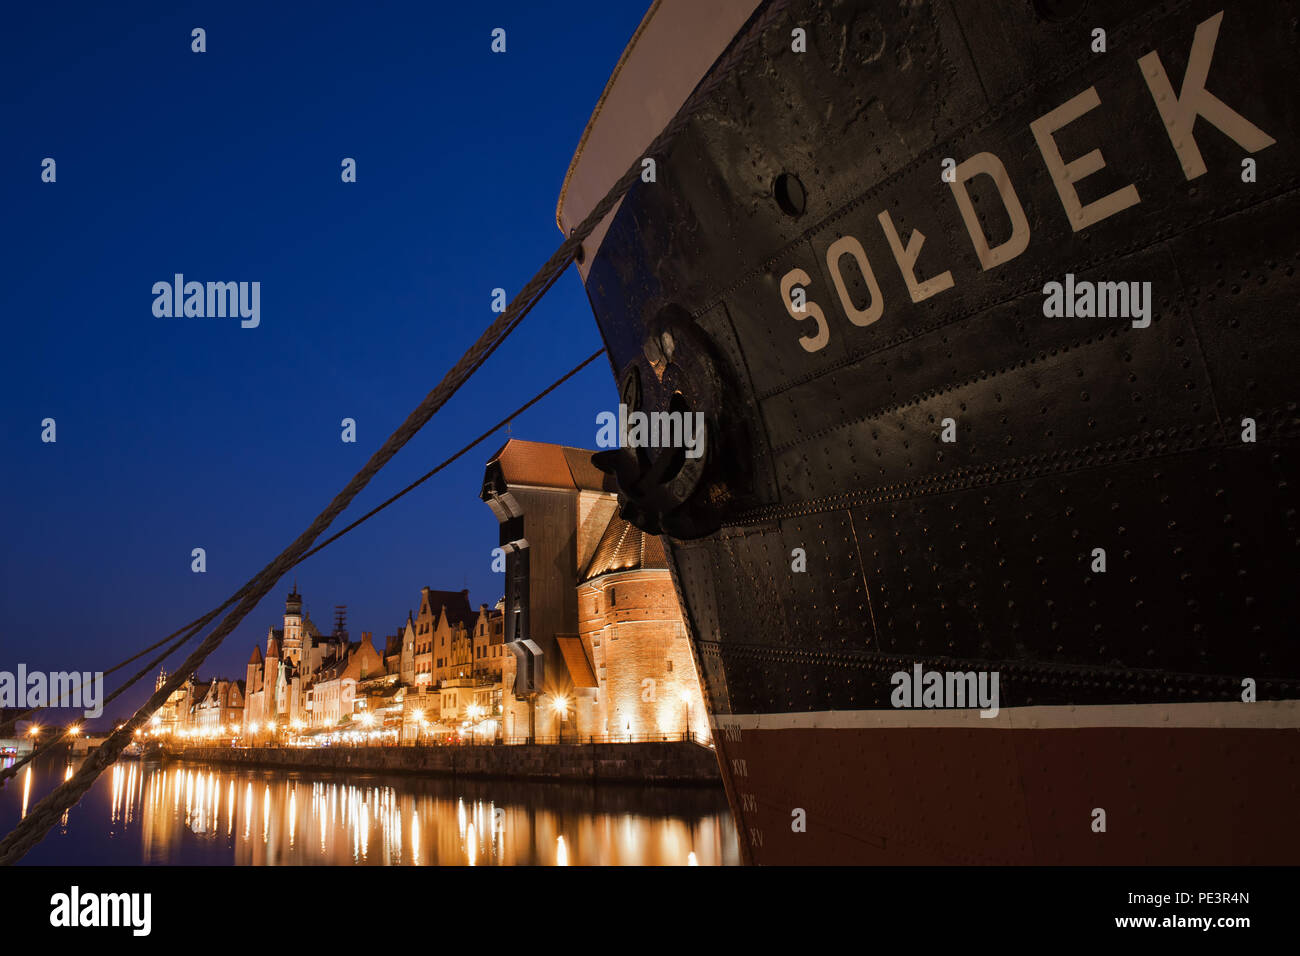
(1, 754, 740, 865)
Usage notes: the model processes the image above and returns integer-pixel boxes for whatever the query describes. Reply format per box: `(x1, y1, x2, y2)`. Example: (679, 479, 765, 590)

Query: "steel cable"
(0, 346, 605, 787)
(0, 0, 789, 865)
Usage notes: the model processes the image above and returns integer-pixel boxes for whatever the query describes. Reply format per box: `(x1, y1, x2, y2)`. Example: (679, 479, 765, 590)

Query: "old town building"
(310, 632, 384, 730)
(578, 514, 709, 741)
(242, 586, 347, 734)
(193, 678, 244, 734)
(482, 439, 707, 744)
(150, 669, 245, 737)
(149, 441, 709, 750)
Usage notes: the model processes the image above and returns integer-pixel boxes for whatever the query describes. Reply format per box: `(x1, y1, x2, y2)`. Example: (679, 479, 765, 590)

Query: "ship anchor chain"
(593, 307, 741, 539)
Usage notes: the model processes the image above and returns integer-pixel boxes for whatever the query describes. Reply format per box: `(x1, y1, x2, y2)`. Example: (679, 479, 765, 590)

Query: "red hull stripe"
(713, 720, 1300, 864)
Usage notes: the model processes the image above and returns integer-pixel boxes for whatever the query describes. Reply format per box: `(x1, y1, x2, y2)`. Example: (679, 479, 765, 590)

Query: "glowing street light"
(550, 695, 570, 744)
(466, 703, 487, 745)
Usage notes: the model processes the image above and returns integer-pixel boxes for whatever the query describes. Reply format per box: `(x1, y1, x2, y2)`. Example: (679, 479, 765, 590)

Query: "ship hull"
(711, 708, 1299, 864)
(577, 0, 1300, 864)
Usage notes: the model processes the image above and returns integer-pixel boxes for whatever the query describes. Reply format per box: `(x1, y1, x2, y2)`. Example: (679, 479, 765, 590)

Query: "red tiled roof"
(487, 439, 614, 492)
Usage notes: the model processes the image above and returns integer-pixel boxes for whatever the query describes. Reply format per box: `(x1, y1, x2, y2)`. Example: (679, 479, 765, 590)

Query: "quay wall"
(174, 741, 722, 786)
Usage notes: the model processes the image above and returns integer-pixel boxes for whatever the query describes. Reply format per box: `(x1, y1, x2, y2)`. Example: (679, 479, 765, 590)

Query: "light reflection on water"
(0, 754, 740, 865)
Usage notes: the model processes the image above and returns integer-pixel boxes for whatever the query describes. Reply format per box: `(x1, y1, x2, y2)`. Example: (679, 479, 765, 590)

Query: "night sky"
(0, 1, 647, 724)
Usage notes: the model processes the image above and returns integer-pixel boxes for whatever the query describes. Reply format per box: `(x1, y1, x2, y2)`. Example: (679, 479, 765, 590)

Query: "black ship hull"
(575, 0, 1299, 863)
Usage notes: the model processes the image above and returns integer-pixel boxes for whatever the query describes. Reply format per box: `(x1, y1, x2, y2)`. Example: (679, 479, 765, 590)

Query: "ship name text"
(779, 10, 1273, 352)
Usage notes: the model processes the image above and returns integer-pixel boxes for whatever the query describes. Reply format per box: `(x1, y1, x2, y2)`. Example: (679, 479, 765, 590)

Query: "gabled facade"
(399, 614, 416, 686)
(410, 587, 473, 687)
(311, 632, 384, 730)
(194, 678, 244, 734)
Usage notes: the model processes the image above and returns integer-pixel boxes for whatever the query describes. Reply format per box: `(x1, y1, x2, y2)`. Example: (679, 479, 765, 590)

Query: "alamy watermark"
(891, 664, 1000, 718)
(0, 665, 103, 719)
(50, 886, 151, 936)
(595, 403, 705, 459)
(1042, 273, 1152, 328)
(152, 274, 260, 328)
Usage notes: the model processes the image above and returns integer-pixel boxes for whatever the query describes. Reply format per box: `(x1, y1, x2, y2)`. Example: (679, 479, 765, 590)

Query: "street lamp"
(551, 695, 569, 744)
(467, 703, 485, 745)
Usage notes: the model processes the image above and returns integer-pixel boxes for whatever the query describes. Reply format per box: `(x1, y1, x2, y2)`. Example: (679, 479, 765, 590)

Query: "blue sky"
(0, 1, 647, 723)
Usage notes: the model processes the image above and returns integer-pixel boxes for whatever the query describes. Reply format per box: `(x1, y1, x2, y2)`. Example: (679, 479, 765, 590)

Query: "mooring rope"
(0, 0, 790, 865)
(0, 346, 606, 787)
(0, 258, 575, 749)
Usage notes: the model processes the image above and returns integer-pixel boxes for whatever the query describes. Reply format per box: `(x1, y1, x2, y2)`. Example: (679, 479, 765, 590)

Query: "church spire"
(286, 583, 303, 617)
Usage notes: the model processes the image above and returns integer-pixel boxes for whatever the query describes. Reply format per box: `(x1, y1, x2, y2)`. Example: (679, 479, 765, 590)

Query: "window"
(609, 587, 617, 608)
(667, 660, 673, 672)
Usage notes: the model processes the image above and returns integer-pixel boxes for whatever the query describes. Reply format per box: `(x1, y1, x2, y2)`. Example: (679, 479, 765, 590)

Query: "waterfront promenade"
(174, 737, 722, 786)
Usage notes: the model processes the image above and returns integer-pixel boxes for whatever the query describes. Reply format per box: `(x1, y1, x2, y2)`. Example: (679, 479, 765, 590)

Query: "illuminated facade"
(242, 588, 346, 735)
(483, 439, 709, 743)
(577, 517, 709, 742)
(194, 679, 244, 735)
(310, 633, 384, 730)
(147, 443, 710, 749)
(148, 669, 245, 739)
